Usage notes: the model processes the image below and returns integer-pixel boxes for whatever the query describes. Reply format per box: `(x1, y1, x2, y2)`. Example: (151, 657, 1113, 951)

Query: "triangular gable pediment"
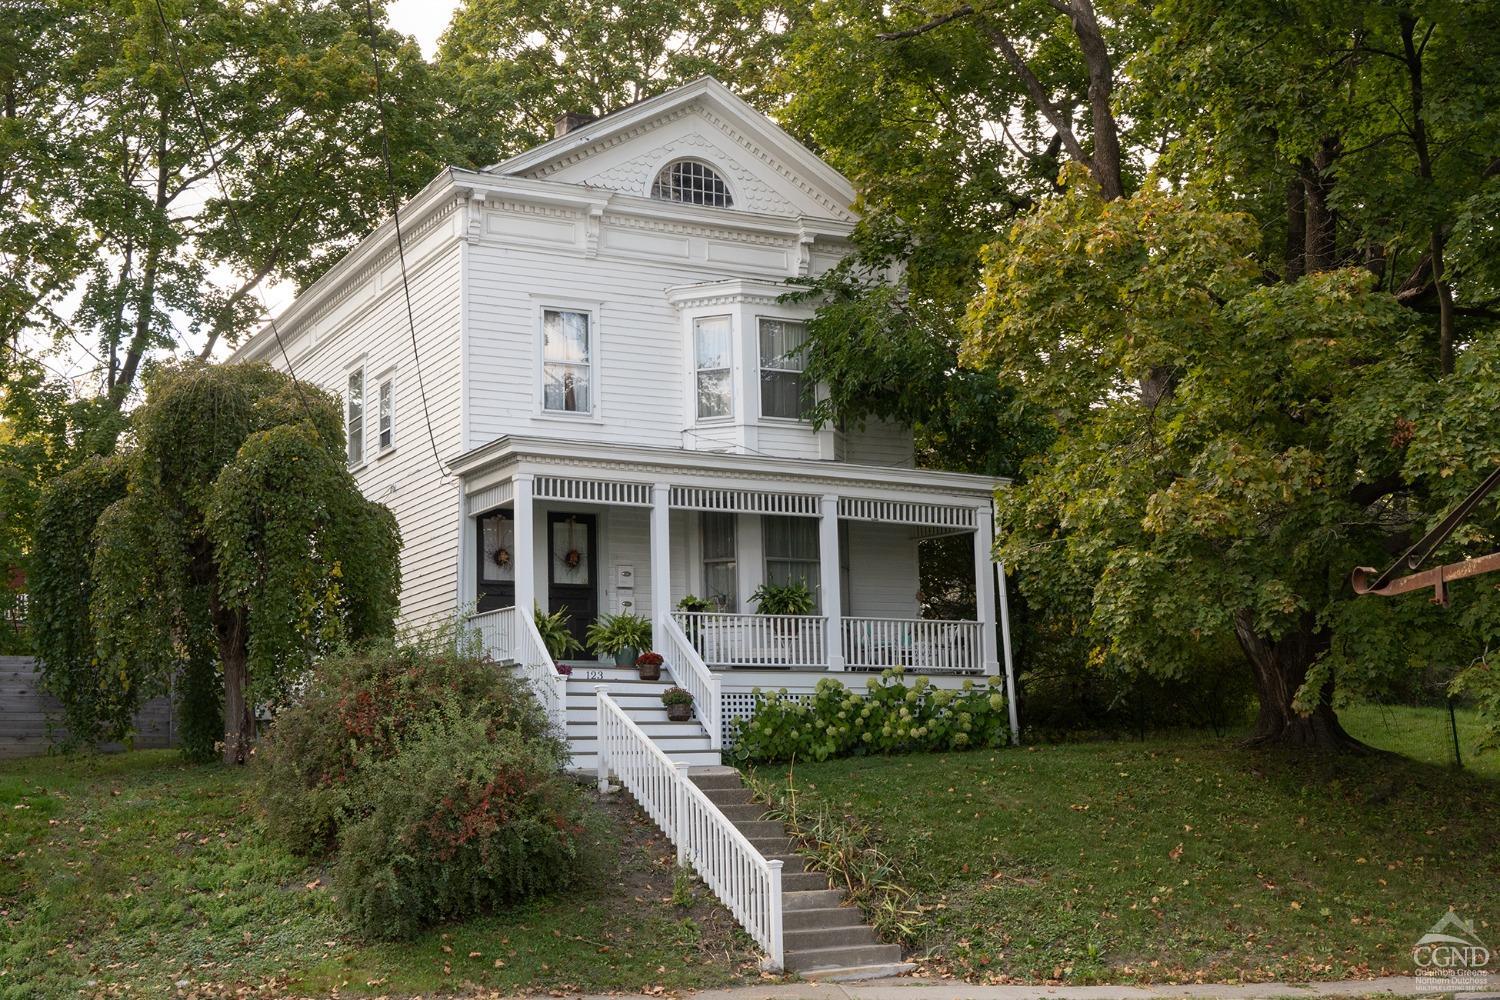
(488, 78, 857, 223)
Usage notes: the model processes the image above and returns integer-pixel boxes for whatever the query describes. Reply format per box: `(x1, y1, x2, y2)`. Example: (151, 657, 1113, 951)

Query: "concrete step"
(782, 889, 845, 911)
(571, 749, 722, 771)
(785, 924, 878, 952)
(702, 785, 754, 806)
(730, 819, 784, 839)
(801, 961, 916, 983)
(783, 906, 862, 931)
(748, 836, 794, 855)
(565, 718, 707, 737)
(765, 854, 807, 874)
(566, 738, 714, 757)
(784, 943, 905, 975)
(781, 870, 833, 892)
(687, 767, 744, 790)
(716, 802, 769, 822)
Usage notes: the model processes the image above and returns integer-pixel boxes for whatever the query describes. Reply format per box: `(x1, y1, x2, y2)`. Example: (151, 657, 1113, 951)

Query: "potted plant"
(586, 612, 653, 667)
(675, 594, 713, 647)
(635, 651, 664, 682)
(533, 604, 583, 661)
(660, 686, 694, 722)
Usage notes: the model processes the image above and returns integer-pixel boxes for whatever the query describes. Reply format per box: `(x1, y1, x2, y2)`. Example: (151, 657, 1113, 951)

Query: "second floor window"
(346, 368, 364, 465)
(542, 308, 591, 413)
(377, 376, 395, 451)
(694, 315, 732, 419)
(759, 318, 809, 420)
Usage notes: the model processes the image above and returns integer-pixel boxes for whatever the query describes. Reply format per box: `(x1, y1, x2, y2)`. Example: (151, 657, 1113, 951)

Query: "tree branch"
(876, 4, 978, 41)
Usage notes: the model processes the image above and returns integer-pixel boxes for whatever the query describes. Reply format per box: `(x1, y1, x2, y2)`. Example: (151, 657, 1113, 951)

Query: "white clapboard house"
(234, 76, 1017, 974)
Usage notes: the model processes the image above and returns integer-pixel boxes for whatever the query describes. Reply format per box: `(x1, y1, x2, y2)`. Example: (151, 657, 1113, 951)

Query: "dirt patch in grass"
(0, 751, 762, 998)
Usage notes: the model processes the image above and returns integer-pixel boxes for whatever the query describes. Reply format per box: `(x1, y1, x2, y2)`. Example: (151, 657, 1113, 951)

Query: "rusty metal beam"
(1351, 551, 1500, 606)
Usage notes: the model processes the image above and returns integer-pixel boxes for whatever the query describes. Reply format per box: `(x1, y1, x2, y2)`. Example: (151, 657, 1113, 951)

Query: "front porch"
(453, 435, 1018, 747)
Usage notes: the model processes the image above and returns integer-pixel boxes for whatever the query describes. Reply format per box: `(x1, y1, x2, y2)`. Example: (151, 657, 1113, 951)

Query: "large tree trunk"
(211, 598, 254, 765)
(1232, 611, 1369, 751)
(1301, 138, 1340, 273)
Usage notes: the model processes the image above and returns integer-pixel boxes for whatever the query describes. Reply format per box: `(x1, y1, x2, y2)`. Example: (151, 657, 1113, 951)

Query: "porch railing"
(843, 616, 984, 674)
(596, 689, 783, 968)
(470, 606, 517, 663)
(658, 615, 721, 749)
(515, 607, 567, 732)
(673, 611, 827, 669)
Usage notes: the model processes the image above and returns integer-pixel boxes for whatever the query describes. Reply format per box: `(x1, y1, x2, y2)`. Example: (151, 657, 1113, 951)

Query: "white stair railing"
(515, 607, 566, 732)
(470, 606, 517, 663)
(595, 689, 782, 969)
(658, 614, 721, 749)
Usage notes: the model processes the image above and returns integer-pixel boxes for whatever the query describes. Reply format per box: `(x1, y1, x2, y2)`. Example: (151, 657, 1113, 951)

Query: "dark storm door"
(547, 512, 598, 649)
(476, 510, 516, 613)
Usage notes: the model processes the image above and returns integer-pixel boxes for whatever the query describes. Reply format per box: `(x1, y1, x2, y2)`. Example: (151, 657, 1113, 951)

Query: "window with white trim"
(651, 160, 733, 208)
(701, 512, 737, 611)
(758, 318, 810, 420)
(541, 308, 592, 414)
(693, 315, 732, 420)
(346, 367, 365, 465)
(377, 375, 395, 452)
(763, 515, 819, 604)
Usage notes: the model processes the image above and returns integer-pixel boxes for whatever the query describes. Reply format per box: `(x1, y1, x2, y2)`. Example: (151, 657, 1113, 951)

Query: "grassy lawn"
(1341, 702, 1496, 778)
(757, 718, 1498, 986)
(0, 750, 759, 999)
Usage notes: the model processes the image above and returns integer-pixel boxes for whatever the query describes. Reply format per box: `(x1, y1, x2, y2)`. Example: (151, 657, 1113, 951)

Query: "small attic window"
(651, 160, 733, 208)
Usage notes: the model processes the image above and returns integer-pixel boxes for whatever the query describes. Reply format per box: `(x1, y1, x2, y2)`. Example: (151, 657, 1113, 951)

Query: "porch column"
(820, 494, 844, 671)
(997, 559, 1020, 745)
(650, 483, 671, 627)
(513, 474, 535, 615)
(974, 501, 1000, 676)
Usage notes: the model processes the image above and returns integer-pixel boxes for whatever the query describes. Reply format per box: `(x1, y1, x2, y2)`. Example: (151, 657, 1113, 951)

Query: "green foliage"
(676, 594, 713, 613)
(747, 581, 814, 616)
(331, 699, 593, 940)
(728, 672, 1010, 764)
(434, 0, 788, 167)
(30, 455, 128, 746)
(257, 634, 564, 858)
(584, 612, 651, 656)
(660, 686, 694, 707)
(533, 604, 583, 660)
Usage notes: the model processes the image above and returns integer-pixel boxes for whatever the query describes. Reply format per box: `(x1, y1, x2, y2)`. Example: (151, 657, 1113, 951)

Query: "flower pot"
(637, 657, 661, 681)
(666, 702, 692, 722)
(614, 646, 638, 668)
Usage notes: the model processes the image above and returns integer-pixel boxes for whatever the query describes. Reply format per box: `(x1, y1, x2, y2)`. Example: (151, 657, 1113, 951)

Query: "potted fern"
(586, 612, 653, 667)
(533, 604, 582, 662)
(660, 686, 694, 722)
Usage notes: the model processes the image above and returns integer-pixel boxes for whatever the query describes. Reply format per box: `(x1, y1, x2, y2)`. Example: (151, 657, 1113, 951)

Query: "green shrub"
(727, 670, 1010, 763)
(257, 633, 565, 857)
(332, 700, 593, 940)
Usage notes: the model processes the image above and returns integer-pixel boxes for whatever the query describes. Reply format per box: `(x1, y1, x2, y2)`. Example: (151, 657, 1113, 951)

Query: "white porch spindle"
(974, 501, 1000, 676)
(513, 474, 535, 614)
(819, 494, 844, 671)
(651, 483, 671, 624)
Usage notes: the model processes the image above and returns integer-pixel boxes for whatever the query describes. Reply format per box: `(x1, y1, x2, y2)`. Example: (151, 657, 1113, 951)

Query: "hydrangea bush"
(727, 669, 1009, 763)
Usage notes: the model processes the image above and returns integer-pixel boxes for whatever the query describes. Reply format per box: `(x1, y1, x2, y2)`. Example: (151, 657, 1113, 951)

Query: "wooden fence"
(0, 655, 177, 760)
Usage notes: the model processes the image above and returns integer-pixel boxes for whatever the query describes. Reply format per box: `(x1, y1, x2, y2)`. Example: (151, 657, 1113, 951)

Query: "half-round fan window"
(651, 160, 734, 208)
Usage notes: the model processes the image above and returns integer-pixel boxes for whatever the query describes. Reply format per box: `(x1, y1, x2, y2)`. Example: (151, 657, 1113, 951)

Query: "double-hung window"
(346, 367, 365, 465)
(694, 315, 732, 420)
(758, 318, 809, 420)
(542, 308, 592, 414)
(700, 512, 738, 610)
(377, 375, 395, 452)
(763, 515, 819, 605)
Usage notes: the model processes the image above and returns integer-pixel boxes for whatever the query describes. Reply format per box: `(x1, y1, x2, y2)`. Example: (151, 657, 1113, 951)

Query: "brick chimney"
(554, 112, 596, 138)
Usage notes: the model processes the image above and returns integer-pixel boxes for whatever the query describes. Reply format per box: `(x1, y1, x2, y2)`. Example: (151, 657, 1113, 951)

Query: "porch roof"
(450, 434, 1007, 506)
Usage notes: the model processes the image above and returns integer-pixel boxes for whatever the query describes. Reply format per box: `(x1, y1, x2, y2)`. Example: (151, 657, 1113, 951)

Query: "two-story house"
(232, 77, 1017, 769)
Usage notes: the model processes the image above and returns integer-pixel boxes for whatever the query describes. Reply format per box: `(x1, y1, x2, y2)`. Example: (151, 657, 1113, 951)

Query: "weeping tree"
(33, 363, 401, 762)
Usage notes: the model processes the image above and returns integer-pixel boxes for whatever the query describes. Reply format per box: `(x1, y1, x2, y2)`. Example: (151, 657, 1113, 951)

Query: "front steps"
(689, 767, 914, 981)
(559, 663, 719, 771)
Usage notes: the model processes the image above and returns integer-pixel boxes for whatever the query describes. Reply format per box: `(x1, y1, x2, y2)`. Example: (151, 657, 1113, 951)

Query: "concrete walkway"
(572, 976, 1500, 1000)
